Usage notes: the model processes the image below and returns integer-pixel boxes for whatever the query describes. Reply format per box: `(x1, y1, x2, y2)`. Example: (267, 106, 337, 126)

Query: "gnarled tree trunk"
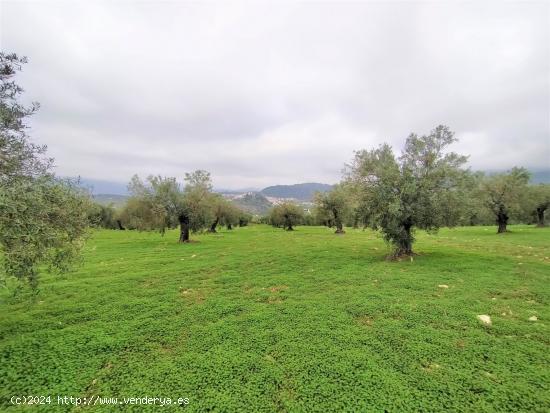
(209, 217, 219, 233)
(394, 220, 413, 257)
(333, 209, 345, 234)
(179, 214, 190, 242)
(284, 214, 293, 231)
(497, 212, 508, 233)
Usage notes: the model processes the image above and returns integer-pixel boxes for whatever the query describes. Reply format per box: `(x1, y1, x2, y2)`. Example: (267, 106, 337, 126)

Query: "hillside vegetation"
(231, 192, 273, 215)
(92, 194, 129, 208)
(1, 225, 548, 412)
(261, 183, 333, 201)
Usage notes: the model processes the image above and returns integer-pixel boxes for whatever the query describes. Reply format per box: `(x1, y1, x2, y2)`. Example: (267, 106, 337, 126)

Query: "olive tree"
(269, 202, 304, 231)
(0, 52, 91, 288)
(208, 195, 242, 232)
(347, 125, 468, 257)
(208, 195, 225, 233)
(223, 203, 241, 230)
(481, 167, 530, 233)
(457, 171, 494, 226)
(125, 171, 213, 242)
(238, 211, 252, 227)
(314, 185, 350, 233)
(88, 202, 118, 229)
(529, 184, 550, 227)
(181, 170, 215, 240)
(124, 175, 177, 232)
(118, 196, 157, 230)
(313, 203, 333, 227)
(525, 184, 550, 227)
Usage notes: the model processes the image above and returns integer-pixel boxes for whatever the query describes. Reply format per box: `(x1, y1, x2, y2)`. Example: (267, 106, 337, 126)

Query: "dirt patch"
(179, 287, 205, 303)
(269, 285, 288, 293)
(356, 315, 374, 326)
(421, 362, 441, 373)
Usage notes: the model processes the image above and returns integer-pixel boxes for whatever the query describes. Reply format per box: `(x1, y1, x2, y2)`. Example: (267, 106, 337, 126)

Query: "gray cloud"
(1, 1, 548, 189)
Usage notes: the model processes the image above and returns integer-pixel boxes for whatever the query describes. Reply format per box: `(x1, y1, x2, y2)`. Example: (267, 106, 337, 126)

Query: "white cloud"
(1, 0, 548, 189)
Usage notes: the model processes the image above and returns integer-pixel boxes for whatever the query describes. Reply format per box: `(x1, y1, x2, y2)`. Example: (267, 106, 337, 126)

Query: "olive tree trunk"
(179, 214, 190, 242)
(333, 209, 345, 234)
(209, 217, 219, 233)
(393, 222, 413, 257)
(284, 215, 293, 231)
(497, 212, 508, 234)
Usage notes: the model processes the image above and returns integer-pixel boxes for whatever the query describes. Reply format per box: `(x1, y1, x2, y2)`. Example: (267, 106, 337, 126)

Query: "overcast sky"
(1, 1, 549, 189)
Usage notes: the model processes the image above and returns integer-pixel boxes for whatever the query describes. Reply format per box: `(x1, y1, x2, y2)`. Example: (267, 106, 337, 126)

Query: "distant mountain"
(214, 187, 260, 194)
(77, 178, 129, 195)
(231, 192, 273, 215)
(261, 182, 333, 201)
(531, 169, 550, 184)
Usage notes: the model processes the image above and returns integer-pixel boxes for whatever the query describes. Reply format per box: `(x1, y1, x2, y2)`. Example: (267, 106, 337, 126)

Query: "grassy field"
(1, 225, 549, 412)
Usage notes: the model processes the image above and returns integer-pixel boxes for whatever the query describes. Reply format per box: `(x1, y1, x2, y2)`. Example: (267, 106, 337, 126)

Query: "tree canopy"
(122, 171, 215, 242)
(524, 183, 550, 227)
(480, 167, 530, 233)
(0, 52, 91, 288)
(269, 202, 304, 231)
(208, 195, 241, 232)
(346, 125, 469, 257)
(313, 184, 350, 233)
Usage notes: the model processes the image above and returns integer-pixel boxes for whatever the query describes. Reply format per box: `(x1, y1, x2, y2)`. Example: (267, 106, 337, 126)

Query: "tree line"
(90, 173, 251, 241)
(1, 52, 549, 288)
(269, 128, 549, 257)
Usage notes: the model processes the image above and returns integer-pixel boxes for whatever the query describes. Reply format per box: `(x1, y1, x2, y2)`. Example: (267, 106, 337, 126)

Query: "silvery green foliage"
(0, 52, 91, 288)
(87, 202, 118, 229)
(124, 175, 180, 233)
(525, 183, 550, 226)
(122, 171, 214, 239)
(347, 125, 469, 257)
(209, 194, 241, 232)
(0, 177, 91, 289)
(269, 202, 304, 230)
(313, 184, 351, 233)
(183, 170, 215, 233)
(481, 167, 531, 233)
(0, 53, 48, 184)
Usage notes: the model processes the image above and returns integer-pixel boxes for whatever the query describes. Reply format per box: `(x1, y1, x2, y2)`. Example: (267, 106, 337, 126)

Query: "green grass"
(1, 225, 549, 412)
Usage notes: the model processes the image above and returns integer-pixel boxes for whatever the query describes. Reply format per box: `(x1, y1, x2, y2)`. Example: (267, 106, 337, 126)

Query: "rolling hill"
(261, 182, 333, 201)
